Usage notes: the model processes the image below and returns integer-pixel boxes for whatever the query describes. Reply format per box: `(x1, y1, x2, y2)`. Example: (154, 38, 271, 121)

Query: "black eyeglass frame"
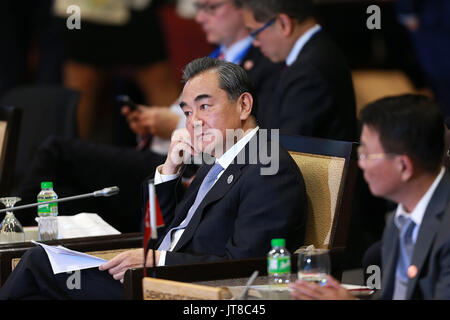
(250, 17, 276, 38)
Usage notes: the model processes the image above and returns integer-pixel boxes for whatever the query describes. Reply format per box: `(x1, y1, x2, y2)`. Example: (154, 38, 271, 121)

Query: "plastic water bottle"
(37, 181, 58, 240)
(267, 238, 291, 284)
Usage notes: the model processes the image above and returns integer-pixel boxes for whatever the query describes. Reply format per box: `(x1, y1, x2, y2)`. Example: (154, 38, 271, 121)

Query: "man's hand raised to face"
(161, 128, 200, 175)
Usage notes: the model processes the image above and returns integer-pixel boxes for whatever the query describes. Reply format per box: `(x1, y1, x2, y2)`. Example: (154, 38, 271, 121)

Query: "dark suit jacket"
(396, 0, 450, 30)
(241, 45, 284, 119)
(379, 170, 450, 299)
(153, 130, 307, 266)
(258, 30, 357, 142)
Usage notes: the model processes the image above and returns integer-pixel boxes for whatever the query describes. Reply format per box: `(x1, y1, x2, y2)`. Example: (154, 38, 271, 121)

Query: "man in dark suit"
(396, 0, 450, 119)
(289, 94, 450, 300)
(15, 0, 281, 233)
(235, 0, 357, 142)
(0, 58, 307, 299)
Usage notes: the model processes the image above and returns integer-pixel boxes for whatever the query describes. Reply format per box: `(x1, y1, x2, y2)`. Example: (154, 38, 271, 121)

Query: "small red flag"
(143, 181, 164, 277)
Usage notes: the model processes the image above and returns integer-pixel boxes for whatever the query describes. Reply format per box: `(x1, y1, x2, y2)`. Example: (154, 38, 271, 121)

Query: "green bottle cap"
(271, 238, 285, 247)
(41, 181, 53, 189)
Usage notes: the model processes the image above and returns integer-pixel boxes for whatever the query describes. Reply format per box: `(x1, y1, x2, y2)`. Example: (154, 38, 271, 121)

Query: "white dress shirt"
(392, 166, 446, 299)
(219, 36, 253, 65)
(155, 126, 259, 265)
(285, 24, 322, 67)
(147, 36, 253, 155)
(394, 166, 446, 242)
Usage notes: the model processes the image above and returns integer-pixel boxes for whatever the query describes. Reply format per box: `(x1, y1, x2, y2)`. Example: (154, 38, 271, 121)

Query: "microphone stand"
(0, 186, 120, 214)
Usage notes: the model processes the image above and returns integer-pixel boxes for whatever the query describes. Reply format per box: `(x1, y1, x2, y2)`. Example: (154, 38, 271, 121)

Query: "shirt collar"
(286, 24, 322, 66)
(220, 36, 253, 65)
(395, 167, 446, 229)
(216, 126, 259, 170)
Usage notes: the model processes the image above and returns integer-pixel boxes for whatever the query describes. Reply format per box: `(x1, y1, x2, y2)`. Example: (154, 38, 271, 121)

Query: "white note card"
(32, 241, 107, 274)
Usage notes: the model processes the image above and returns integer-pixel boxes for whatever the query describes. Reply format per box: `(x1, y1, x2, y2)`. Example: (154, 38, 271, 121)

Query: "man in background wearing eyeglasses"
(123, 0, 281, 148)
(234, 0, 356, 142)
(15, 0, 281, 232)
(290, 94, 450, 300)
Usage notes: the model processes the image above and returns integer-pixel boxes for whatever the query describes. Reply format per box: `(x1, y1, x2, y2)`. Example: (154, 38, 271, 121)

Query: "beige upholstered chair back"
(444, 128, 450, 169)
(0, 121, 6, 160)
(0, 106, 21, 196)
(288, 151, 346, 250)
(352, 70, 417, 117)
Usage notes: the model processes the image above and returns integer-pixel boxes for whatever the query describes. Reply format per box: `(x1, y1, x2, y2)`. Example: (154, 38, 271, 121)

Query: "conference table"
(0, 234, 372, 299)
(0, 231, 143, 286)
(122, 248, 369, 300)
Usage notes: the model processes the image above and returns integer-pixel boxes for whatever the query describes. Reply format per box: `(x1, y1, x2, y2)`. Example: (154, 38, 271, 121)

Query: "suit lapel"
(381, 217, 399, 299)
(168, 164, 211, 229)
(172, 132, 261, 251)
(406, 171, 450, 299)
(173, 163, 245, 251)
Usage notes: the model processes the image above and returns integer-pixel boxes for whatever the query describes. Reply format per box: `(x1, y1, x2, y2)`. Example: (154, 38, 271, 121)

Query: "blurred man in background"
(236, 0, 357, 142)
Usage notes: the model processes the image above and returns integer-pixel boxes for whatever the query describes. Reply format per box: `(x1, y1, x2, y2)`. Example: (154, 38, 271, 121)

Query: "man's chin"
(261, 50, 283, 63)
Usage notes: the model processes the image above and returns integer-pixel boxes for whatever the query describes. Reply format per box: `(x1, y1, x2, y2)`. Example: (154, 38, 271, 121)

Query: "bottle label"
(37, 199, 58, 216)
(267, 257, 291, 274)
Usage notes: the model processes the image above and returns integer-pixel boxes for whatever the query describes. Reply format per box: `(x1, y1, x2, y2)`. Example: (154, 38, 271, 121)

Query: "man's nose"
(357, 159, 365, 170)
(193, 119, 203, 130)
(195, 10, 206, 23)
(252, 38, 261, 48)
(191, 110, 203, 127)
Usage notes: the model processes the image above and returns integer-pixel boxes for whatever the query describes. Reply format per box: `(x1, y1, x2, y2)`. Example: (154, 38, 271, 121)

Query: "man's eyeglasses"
(194, 1, 228, 14)
(250, 18, 276, 38)
(357, 146, 398, 161)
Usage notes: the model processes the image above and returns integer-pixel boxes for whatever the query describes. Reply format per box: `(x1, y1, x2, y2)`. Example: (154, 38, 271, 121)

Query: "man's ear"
(238, 92, 253, 120)
(277, 13, 294, 37)
(398, 155, 414, 182)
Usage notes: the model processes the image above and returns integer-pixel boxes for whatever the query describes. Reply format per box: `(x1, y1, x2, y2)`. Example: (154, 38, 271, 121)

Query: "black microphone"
(0, 186, 120, 213)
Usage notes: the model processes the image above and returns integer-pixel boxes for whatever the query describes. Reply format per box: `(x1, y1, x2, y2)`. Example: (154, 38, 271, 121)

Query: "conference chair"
(0, 106, 21, 196)
(445, 127, 450, 169)
(123, 135, 358, 299)
(0, 86, 79, 194)
(279, 134, 359, 252)
(352, 70, 417, 117)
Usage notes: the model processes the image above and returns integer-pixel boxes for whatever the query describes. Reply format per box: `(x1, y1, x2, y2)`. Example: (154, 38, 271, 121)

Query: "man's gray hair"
(182, 57, 254, 102)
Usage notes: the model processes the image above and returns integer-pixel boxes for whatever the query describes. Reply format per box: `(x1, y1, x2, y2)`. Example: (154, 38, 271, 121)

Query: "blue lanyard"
(209, 42, 252, 65)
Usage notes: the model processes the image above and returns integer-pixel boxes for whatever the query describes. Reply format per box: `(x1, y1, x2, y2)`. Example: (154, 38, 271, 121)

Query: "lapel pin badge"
(407, 265, 418, 279)
(243, 60, 254, 71)
(227, 175, 234, 184)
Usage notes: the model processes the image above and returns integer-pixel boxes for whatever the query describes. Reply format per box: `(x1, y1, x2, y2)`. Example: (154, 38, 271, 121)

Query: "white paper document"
(32, 241, 107, 274)
(57, 213, 121, 238)
(34, 213, 121, 239)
